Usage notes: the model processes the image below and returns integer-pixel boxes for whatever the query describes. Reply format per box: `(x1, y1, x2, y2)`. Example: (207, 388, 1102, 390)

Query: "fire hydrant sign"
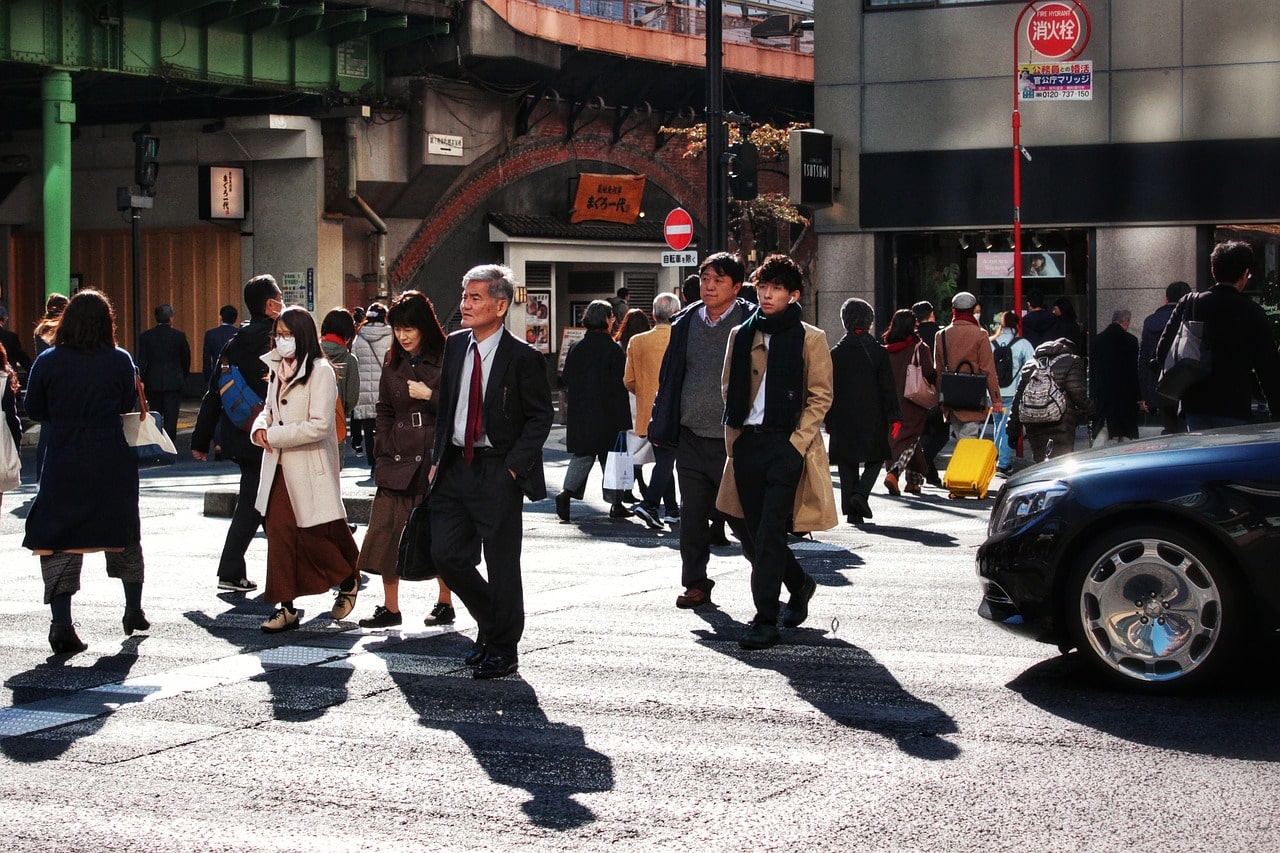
(1019, 61, 1092, 101)
(1027, 2, 1083, 58)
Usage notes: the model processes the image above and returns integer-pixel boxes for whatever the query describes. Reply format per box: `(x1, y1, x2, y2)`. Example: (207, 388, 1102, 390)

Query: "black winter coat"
(1009, 338, 1093, 450)
(1138, 302, 1176, 409)
(826, 331, 901, 464)
(373, 349, 443, 495)
(1090, 322, 1140, 439)
(563, 329, 630, 456)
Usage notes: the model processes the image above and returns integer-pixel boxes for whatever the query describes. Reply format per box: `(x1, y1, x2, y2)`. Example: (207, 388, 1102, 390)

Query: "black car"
(977, 424, 1280, 691)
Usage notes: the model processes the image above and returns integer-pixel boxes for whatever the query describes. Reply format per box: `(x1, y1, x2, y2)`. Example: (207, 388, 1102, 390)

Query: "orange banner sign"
(570, 173, 646, 224)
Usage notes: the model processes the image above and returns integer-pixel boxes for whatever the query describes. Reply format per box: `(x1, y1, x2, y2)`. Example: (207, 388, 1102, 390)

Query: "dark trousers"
(675, 428, 752, 594)
(837, 461, 882, 513)
(351, 417, 376, 465)
(154, 389, 182, 443)
(732, 431, 807, 625)
(641, 443, 679, 514)
(430, 448, 524, 657)
(920, 407, 949, 480)
(217, 456, 265, 582)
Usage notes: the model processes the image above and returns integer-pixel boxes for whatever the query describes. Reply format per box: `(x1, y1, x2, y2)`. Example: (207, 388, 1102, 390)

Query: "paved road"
(0, 425, 1277, 851)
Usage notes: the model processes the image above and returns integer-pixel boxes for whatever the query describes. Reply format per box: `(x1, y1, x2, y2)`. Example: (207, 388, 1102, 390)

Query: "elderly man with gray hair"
(136, 302, 191, 443)
(1090, 307, 1141, 444)
(623, 292, 682, 529)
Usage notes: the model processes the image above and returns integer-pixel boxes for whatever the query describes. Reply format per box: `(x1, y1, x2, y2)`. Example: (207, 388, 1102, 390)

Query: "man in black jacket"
(1154, 241, 1280, 430)
(0, 305, 33, 375)
(191, 275, 283, 593)
(137, 303, 191, 443)
(429, 264, 552, 679)
(1138, 280, 1191, 434)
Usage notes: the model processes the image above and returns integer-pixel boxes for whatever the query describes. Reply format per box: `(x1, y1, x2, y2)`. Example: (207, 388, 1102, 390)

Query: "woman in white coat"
(252, 306, 361, 633)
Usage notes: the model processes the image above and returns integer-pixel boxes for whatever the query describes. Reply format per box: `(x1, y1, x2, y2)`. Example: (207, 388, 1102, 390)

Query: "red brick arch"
(391, 131, 705, 287)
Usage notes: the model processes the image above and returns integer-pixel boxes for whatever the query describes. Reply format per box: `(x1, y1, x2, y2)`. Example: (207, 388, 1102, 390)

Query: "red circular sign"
(663, 207, 693, 252)
(1027, 3, 1082, 59)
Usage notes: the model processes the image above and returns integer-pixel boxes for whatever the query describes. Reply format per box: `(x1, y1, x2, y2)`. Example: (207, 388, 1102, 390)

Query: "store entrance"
(884, 228, 1092, 346)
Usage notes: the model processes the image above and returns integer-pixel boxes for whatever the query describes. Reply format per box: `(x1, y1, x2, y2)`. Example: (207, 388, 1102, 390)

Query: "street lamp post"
(706, 0, 726, 252)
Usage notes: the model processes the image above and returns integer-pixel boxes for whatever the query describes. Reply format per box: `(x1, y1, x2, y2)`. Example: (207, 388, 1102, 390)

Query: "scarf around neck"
(723, 302, 806, 429)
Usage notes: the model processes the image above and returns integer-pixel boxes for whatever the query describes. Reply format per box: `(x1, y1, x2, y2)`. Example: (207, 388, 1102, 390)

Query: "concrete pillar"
(41, 70, 74, 301)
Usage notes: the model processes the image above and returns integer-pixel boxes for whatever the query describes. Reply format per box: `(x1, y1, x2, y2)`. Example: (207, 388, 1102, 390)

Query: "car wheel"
(1066, 524, 1238, 691)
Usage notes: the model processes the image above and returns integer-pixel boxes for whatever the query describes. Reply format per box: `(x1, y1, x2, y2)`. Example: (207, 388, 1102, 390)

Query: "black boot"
(49, 623, 87, 655)
(123, 607, 150, 636)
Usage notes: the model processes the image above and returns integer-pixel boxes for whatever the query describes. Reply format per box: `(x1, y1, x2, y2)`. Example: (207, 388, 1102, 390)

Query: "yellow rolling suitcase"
(944, 413, 998, 499)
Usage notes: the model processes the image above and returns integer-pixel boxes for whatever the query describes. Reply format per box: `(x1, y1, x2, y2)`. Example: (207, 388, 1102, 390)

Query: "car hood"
(1006, 423, 1280, 487)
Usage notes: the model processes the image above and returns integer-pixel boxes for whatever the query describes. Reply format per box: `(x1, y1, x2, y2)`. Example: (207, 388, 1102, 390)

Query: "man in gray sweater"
(648, 252, 756, 609)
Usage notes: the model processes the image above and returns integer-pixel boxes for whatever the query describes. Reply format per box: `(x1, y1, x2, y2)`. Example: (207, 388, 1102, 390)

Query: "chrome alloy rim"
(1078, 537, 1222, 682)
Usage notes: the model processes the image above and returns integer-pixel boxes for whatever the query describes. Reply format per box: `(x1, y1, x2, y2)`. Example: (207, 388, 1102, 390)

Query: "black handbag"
(396, 497, 438, 582)
(938, 331, 991, 411)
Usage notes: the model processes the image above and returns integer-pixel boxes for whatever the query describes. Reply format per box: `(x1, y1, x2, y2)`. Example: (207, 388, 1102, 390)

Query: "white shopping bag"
(625, 430, 655, 466)
(603, 432, 635, 491)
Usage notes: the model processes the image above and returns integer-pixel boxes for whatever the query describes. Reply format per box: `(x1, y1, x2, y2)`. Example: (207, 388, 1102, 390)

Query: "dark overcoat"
(374, 348, 443, 495)
(137, 323, 191, 392)
(23, 345, 140, 551)
(885, 337, 937, 441)
(562, 329, 630, 457)
(826, 331, 901, 464)
(1090, 322, 1140, 439)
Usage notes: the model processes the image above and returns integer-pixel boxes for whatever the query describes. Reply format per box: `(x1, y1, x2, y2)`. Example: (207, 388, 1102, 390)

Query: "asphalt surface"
(1, 413, 1278, 851)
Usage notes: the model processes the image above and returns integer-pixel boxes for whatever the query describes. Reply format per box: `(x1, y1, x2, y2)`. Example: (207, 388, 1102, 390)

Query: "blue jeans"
(993, 395, 1015, 469)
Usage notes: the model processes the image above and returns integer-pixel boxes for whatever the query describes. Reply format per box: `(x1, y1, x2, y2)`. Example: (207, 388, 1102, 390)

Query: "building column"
(41, 70, 74, 301)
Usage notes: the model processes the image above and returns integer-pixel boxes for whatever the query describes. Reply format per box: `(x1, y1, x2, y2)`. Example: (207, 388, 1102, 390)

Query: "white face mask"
(275, 337, 297, 359)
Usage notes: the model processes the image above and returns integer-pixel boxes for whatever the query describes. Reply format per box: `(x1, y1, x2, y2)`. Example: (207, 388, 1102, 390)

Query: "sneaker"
(261, 608, 299, 633)
(218, 577, 258, 593)
(631, 503, 664, 530)
(739, 620, 781, 650)
(424, 602, 456, 626)
(663, 509, 681, 524)
(331, 581, 359, 620)
(358, 605, 402, 628)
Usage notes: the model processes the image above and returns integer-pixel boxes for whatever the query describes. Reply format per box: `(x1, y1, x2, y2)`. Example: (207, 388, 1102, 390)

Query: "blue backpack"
(218, 358, 264, 432)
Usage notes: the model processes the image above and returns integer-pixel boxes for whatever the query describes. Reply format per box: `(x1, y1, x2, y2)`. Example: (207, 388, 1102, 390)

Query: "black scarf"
(723, 302, 806, 429)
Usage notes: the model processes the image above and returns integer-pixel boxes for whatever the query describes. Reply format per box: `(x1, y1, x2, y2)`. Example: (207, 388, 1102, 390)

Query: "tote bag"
(603, 431, 635, 492)
(396, 497, 438, 582)
(121, 411, 178, 465)
(1157, 295, 1211, 401)
(938, 332, 990, 411)
(904, 346, 939, 409)
(0, 430, 19, 492)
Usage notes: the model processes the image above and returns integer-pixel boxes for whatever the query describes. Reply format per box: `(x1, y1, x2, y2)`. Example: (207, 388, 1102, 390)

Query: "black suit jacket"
(432, 327, 553, 501)
(0, 327, 32, 373)
(137, 323, 192, 392)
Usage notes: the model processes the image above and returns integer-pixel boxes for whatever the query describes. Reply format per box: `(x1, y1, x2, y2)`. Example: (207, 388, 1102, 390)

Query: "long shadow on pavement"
(691, 607, 961, 761)
(385, 633, 615, 830)
(1, 637, 146, 762)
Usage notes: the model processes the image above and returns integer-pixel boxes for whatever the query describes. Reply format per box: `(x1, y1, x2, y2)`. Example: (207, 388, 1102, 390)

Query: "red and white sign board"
(1027, 2, 1083, 59)
(664, 207, 693, 252)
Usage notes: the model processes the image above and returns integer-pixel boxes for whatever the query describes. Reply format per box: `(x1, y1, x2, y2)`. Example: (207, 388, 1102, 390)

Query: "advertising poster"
(523, 290, 551, 354)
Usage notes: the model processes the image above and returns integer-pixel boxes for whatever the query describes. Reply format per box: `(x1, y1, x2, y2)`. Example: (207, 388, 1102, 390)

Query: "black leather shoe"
(739, 621, 780, 650)
(555, 491, 571, 522)
(782, 574, 817, 628)
(49, 623, 87, 655)
(609, 502, 633, 519)
(123, 606, 150, 636)
(464, 641, 487, 667)
(473, 654, 519, 679)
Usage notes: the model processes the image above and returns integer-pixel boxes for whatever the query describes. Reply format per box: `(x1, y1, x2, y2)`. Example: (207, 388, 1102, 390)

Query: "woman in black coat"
(23, 290, 148, 654)
(557, 299, 632, 522)
(826, 299, 901, 524)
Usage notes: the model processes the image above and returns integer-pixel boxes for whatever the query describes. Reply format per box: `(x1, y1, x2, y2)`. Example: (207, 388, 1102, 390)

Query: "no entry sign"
(663, 208, 693, 252)
(1027, 2, 1083, 59)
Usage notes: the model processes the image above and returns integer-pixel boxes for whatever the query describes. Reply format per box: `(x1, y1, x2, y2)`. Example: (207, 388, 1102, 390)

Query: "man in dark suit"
(136, 303, 191, 443)
(430, 264, 553, 679)
(202, 304, 239, 382)
(0, 305, 33, 376)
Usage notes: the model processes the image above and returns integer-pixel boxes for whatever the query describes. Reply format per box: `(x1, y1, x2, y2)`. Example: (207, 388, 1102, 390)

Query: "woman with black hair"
(355, 291, 453, 629)
(23, 289, 147, 654)
(251, 306, 361, 632)
(882, 307, 937, 498)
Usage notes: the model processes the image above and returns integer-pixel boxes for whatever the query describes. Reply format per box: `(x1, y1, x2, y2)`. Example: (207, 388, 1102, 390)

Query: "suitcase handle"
(976, 411, 993, 442)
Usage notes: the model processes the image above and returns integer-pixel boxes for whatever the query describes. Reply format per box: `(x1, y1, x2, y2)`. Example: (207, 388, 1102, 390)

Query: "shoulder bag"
(1157, 295, 1211, 401)
(937, 330, 990, 411)
(396, 494, 438, 581)
(904, 345, 939, 409)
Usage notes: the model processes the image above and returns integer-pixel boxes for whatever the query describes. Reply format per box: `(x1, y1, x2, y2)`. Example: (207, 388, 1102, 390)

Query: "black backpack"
(993, 339, 1017, 387)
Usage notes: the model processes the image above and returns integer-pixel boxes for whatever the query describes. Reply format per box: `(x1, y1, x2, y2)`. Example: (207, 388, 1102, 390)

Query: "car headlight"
(990, 480, 1069, 535)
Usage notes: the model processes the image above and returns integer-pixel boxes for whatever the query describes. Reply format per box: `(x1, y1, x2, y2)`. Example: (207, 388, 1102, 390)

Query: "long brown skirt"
(263, 471, 359, 605)
(355, 488, 415, 578)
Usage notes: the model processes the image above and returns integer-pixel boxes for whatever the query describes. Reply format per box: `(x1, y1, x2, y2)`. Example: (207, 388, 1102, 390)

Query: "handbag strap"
(134, 373, 150, 418)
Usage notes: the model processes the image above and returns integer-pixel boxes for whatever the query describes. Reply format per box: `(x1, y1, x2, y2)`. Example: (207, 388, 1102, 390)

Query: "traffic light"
(134, 134, 159, 194)
(727, 140, 758, 201)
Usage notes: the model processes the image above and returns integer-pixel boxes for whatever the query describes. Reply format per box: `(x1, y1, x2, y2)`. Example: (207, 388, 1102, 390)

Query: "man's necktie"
(463, 344, 483, 464)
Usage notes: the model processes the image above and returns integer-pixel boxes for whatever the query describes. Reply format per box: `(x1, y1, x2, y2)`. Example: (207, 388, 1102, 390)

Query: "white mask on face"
(275, 337, 297, 359)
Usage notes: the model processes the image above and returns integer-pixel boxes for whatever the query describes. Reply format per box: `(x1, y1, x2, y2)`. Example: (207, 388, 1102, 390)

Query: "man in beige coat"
(933, 290, 1003, 439)
(716, 254, 836, 650)
(623, 291, 681, 529)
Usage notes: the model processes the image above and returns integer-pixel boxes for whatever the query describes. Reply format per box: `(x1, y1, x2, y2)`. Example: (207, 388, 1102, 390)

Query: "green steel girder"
(330, 14, 406, 47)
(292, 8, 363, 39)
(202, 1, 282, 27)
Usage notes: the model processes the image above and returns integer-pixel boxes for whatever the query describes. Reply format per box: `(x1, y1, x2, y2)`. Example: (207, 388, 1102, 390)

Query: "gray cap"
(952, 291, 978, 311)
